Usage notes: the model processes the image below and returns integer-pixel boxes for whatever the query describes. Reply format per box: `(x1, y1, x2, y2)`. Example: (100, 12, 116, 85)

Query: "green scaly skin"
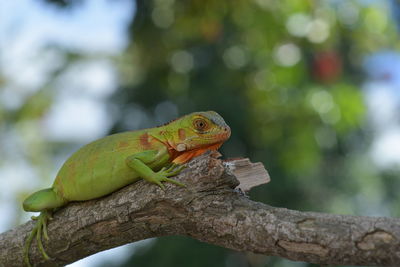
(22, 111, 230, 266)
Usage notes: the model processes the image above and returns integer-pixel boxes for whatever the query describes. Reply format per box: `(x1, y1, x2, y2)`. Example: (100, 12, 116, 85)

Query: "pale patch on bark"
(277, 240, 329, 257)
(357, 230, 396, 250)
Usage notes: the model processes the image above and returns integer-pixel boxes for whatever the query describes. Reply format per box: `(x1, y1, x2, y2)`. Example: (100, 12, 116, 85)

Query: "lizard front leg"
(125, 150, 186, 190)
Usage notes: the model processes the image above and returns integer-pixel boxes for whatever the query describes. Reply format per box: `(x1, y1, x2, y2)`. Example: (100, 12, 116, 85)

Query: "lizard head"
(164, 111, 231, 158)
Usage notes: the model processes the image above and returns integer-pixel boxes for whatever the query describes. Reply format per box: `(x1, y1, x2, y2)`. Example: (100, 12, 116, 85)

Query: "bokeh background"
(1, 0, 400, 266)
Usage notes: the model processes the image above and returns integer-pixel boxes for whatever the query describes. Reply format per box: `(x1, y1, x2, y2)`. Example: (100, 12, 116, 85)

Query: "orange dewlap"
(171, 142, 222, 164)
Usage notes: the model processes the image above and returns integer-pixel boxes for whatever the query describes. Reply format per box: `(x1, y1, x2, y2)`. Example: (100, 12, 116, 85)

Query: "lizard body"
(22, 111, 230, 266)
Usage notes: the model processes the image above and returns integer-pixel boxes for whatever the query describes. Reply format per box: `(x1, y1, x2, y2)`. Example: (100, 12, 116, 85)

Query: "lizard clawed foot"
(160, 164, 186, 176)
(24, 210, 52, 267)
(153, 164, 186, 189)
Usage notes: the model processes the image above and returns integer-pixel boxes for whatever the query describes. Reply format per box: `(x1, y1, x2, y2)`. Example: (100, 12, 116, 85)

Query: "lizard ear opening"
(176, 143, 187, 151)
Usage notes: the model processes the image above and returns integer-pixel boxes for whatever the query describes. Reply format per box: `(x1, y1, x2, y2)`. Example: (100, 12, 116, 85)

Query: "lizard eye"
(193, 118, 208, 131)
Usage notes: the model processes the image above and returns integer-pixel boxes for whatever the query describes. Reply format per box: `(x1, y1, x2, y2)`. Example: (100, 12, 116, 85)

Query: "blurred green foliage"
(103, 0, 399, 266)
(3, 0, 400, 266)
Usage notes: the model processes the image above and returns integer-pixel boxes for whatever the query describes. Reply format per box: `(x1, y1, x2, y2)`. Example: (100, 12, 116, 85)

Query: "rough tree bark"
(1, 153, 399, 267)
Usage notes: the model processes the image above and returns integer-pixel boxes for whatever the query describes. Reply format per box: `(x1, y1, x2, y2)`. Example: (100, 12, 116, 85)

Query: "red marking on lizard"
(139, 133, 151, 149)
(178, 128, 186, 141)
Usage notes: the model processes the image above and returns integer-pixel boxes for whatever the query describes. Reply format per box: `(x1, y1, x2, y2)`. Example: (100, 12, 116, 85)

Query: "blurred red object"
(313, 51, 342, 83)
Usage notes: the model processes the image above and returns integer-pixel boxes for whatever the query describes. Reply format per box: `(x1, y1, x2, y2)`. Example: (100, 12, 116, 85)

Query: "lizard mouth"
(187, 134, 229, 151)
(168, 128, 229, 164)
(200, 126, 231, 142)
(162, 126, 230, 158)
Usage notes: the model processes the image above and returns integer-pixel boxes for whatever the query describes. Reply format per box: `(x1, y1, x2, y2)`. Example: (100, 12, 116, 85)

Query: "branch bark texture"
(1, 154, 399, 266)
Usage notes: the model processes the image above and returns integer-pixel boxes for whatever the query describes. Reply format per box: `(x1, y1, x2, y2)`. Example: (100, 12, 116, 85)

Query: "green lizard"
(22, 111, 230, 266)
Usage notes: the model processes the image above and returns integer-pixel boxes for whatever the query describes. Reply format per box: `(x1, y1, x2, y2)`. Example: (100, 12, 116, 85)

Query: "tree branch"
(1, 153, 399, 267)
